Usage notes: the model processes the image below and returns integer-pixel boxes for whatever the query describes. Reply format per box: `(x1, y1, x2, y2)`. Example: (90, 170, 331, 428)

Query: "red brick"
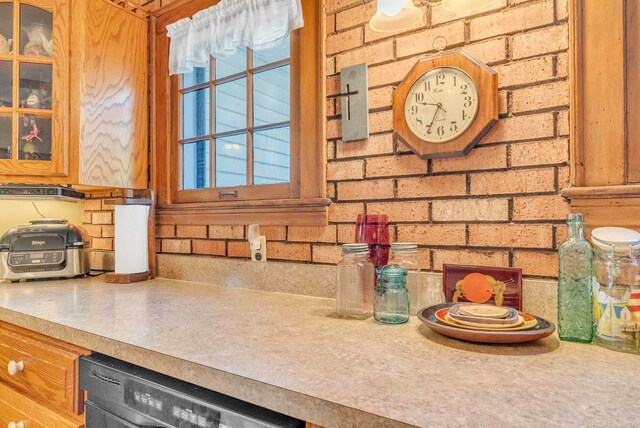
(91, 211, 113, 225)
(397, 175, 467, 198)
(432, 198, 510, 222)
(431, 0, 506, 25)
(176, 225, 207, 238)
(512, 81, 569, 113)
(511, 24, 569, 59)
(227, 241, 251, 258)
(335, 2, 376, 31)
(433, 249, 510, 270)
(327, 0, 360, 14)
(463, 37, 508, 65)
(335, 41, 394, 70)
(469, 224, 553, 249)
(83, 224, 102, 238)
(336, 133, 394, 159)
(337, 224, 356, 243)
(470, 168, 556, 195)
(337, 179, 395, 200)
(312, 245, 343, 264)
(102, 225, 115, 238)
(327, 159, 364, 181)
(510, 139, 568, 167)
(368, 57, 417, 87)
(162, 239, 191, 254)
(260, 226, 287, 241)
(366, 155, 426, 178)
(369, 110, 393, 134)
(396, 21, 466, 58)
(557, 111, 569, 136)
(494, 56, 554, 88)
(513, 251, 558, 277)
(367, 201, 429, 223)
(469, 0, 554, 41)
(268, 242, 311, 261)
(328, 203, 364, 223)
(483, 113, 555, 144)
(92, 237, 113, 251)
(327, 28, 363, 55)
(288, 226, 337, 243)
(397, 224, 466, 246)
(192, 240, 226, 256)
(83, 199, 102, 211)
(556, 52, 569, 78)
(432, 145, 507, 173)
(208, 226, 244, 239)
(513, 195, 570, 221)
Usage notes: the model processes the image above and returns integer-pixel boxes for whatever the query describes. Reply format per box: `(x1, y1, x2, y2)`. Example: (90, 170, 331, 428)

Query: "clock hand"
(426, 91, 447, 113)
(416, 102, 439, 107)
(428, 105, 440, 130)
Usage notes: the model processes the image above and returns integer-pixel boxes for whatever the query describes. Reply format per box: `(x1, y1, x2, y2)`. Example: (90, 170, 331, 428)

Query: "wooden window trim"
(150, 0, 329, 226)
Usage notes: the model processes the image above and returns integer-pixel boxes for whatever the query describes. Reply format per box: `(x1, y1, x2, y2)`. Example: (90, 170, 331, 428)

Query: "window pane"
(215, 78, 246, 133)
(19, 114, 51, 161)
(182, 65, 210, 89)
(253, 36, 290, 67)
(0, 114, 11, 159)
(215, 134, 246, 188)
(0, 3, 13, 56)
(0, 61, 12, 107)
(254, 126, 290, 185)
(216, 47, 247, 79)
(20, 4, 52, 58)
(182, 141, 210, 190)
(182, 88, 210, 139)
(19, 62, 52, 110)
(253, 65, 290, 126)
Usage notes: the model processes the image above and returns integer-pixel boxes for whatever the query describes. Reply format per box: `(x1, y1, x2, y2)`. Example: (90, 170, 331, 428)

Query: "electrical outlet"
(251, 236, 267, 262)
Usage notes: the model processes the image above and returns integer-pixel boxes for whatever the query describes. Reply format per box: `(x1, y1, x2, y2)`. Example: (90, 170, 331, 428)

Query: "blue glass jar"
(374, 265, 409, 324)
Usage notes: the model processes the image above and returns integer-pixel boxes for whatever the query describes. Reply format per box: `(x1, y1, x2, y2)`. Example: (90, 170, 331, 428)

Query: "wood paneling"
(0, 321, 89, 418)
(0, 383, 83, 428)
(627, 0, 640, 183)
(71, 0, 148, 189)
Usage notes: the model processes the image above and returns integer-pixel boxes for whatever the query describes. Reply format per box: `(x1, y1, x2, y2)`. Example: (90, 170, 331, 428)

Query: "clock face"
(404, 67, 479, 144)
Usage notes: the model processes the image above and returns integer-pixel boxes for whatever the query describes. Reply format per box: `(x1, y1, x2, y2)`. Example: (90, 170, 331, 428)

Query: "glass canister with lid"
(374, 265, 409, 324)
(336, 243, 375, 319)
(591, 227, 640, 353)
(390, 243, 420, 315)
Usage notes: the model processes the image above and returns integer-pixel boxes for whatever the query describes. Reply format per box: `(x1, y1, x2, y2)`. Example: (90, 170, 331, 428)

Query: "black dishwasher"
(80, 354, 304, 428)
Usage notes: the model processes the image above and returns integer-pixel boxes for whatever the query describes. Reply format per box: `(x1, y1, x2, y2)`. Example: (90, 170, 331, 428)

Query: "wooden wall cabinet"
(563, 0, 640, 229)
(0, 0, 148, 189)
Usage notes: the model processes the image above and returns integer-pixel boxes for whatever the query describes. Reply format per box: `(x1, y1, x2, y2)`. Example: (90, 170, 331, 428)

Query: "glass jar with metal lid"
(390, 243, 420, 315)
(374, 264, 409, 324)
(336, 243, 375, 319)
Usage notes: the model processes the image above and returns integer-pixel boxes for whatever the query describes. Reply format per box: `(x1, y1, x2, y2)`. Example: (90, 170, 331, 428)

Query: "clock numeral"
(424, 80, 431, 91)
(437, 126, 445, 136)
(426, 125, 432, 135)
(461, 84, 468, 95)
(453, 75, 457, 87)
(415, 92, 425, 102)
(416, 116, 423, 126)
(450, 121, 458, 132)
(436, 74, 445, 85)
(462, 110, 468, 120)
(464, 96, 473, 108)
(411, 105, 418, 115)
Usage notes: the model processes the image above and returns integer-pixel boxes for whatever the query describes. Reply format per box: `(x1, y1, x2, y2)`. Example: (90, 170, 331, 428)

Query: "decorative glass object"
(390, 243, 420, 315)
(375, 265, 409, 324)
(336, 244, 375, 320)
(557, 213, 594, 343)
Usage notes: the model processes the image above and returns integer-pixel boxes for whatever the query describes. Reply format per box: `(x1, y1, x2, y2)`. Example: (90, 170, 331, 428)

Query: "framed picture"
(443, 264, 523, 310)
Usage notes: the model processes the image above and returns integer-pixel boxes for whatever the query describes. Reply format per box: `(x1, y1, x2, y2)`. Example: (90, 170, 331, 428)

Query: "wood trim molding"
(562, 185, 640, 200)
(562, 185, 640, 229)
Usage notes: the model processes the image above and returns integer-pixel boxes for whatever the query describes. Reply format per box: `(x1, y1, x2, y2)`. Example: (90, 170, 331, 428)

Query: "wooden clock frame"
(393, 49, 498, 159)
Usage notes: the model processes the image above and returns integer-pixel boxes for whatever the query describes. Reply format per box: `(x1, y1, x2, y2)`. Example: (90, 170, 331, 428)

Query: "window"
(152, 0, 328, 226)
(179, 41, 292, 192)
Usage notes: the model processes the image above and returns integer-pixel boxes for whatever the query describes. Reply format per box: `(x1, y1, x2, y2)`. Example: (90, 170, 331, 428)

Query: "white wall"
(0, 200, 83, 236)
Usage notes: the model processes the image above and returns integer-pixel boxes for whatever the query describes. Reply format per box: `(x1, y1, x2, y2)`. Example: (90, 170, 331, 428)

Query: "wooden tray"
(418, 303, 556, 344)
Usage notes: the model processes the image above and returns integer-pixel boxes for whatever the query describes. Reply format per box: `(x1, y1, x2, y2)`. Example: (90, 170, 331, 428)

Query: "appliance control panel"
(8, 251, 64, 267)
(125, 379, 221, 428)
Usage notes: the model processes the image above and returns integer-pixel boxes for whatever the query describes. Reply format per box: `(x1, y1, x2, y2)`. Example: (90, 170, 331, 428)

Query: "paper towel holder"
(103, 190, 155, 284)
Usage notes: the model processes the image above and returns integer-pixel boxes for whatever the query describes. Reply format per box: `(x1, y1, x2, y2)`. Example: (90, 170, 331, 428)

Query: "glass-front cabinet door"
(0, 0, 68, 177)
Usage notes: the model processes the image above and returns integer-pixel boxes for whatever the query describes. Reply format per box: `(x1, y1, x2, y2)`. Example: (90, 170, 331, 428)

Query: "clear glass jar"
(557, 213, 594, 343)
(390, 243, 420, 315)
(593, 243, 640, 353)
(336, 244, 375, 319)
(374, 265, 409, 324)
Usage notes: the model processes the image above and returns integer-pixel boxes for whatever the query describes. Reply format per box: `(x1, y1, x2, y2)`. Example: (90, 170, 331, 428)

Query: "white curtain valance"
(166, 0, 304, 76)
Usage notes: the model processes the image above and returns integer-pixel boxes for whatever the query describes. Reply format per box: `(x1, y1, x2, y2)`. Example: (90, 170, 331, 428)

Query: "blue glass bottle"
(374, 265, 409, 324)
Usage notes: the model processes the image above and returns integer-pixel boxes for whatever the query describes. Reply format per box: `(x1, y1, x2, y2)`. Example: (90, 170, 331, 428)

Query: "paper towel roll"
(114, 205, 149, 274)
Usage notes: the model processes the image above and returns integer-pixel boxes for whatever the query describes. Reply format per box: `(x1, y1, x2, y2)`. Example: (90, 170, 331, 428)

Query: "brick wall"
(85, 0, 571, 278)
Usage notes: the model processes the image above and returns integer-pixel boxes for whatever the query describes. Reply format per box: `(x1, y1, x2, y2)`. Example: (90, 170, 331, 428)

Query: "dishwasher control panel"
(125, 379, 220, 427)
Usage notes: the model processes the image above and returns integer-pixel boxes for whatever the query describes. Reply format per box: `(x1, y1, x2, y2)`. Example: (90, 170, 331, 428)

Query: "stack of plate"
(418, 302, 556, 344)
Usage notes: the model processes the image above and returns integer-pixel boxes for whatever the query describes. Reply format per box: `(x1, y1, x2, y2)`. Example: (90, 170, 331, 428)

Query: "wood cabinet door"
(0, 0, 70, 181)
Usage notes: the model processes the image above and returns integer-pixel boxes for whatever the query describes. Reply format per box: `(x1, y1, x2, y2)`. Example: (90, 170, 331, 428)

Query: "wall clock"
(393, 48, 498, 159)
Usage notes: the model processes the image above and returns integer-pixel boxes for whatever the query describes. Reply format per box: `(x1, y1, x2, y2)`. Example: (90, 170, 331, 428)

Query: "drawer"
(0, 321, 89, 416)
(0, 382, 83, 428)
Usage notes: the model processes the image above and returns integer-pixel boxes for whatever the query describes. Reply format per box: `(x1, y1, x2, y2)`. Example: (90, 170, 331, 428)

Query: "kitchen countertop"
(0, 277, 637, 428)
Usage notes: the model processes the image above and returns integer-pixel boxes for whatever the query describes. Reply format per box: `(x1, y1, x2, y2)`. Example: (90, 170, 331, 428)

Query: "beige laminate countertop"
(0, 277, 637, 428)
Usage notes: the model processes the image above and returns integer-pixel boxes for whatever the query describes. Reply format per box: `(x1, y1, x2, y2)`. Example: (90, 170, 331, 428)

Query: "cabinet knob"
(8, 422, 25, 428)
(7, 360, 24, 376)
